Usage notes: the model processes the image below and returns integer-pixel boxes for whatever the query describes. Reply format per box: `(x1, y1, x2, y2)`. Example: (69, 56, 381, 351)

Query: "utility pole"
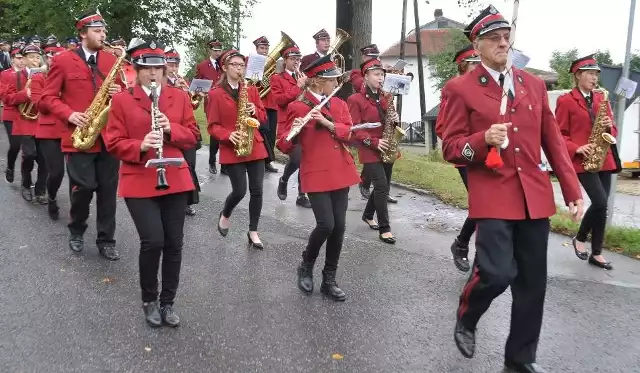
(607, 0, 636, 227)
(412, 0, 429, 149)
(235, 0, 241, 48)
(397, 0, 409, 122)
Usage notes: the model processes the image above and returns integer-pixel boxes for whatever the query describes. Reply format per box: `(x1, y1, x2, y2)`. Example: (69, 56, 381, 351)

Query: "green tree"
(425, 28, 470, 91)
(548, 49, 579, 89)
(594, 49, 614, 65)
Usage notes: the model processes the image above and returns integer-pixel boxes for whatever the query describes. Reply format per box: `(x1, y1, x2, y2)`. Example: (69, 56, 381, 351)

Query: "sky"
(189, 0, 640, 72)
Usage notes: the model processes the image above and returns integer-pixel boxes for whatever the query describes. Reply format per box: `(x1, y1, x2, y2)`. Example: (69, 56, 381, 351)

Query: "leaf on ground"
(331, 353, 344, 360)
(562, 242, 569, 247)
(101, 277, 111, 284)
(144, 347, 151, 352)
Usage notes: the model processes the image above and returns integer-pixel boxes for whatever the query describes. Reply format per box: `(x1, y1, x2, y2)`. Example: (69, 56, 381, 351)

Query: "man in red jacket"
(1, 44, 25, 184)
(300, 29, 331, 70)
(442, 6, 583, 372)
(40, 8, 124, 260)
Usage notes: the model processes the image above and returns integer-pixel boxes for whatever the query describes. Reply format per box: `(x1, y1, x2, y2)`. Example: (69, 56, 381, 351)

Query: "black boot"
(5, 168, 14, 183)
(454, 319, 475, 358)
(69, 234, 84, 252)
(296, 194, 312, 208)
(297, 261, 314, 294)
(160, 304, 180, 327)
(450, 238, 470, 272)
(48, 198, 60, 220)
(277, 177, 288, 200)
(320, 270, 346, 301)
(265, 162, 278, 173)
(142, 301, 162, 327)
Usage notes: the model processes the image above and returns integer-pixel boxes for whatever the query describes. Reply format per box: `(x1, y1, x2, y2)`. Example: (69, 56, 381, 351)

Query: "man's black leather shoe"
(504, 361, 547, 373)
(454, 319, 475, 358)
(69, 235, 84, 252)
(297, 262, 314, 293)
(160, 305, 180, 327)
(142, 301, 162, 327)
(98, 245, 120, 261)
(265, 163, 278, 173)
(296, 194, 312, 208)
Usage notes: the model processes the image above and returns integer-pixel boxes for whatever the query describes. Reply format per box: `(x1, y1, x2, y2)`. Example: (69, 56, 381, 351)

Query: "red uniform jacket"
(301, 52, 322, 71)
(122, 61, 136, 88)
(195, 58, 221, 82)
(555, 87, 619, 174)
(0, 68, 21, 122)
(350, 69, 364, 94)
(441, 65, 582, 220)
(32, 72, 64, 139)
(206, 83, 268, 164)
(103, 85, 199, 198)
(437, 77, 465, 168)
(347, 90, 389, 163)
(3, 69, 42, 136)
(277, 91, 360, 193)
(40, 49, 124, 153)
(270, 71, 302, 138)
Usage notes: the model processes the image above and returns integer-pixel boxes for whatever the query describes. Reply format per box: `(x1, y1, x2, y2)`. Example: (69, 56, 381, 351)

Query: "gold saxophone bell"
(602, 132, 617, 144)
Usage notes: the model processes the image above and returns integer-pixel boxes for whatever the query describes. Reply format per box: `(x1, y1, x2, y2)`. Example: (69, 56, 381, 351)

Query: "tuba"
(234, 79, 261, 157)
(380, 93, 406, 163)
(71, 41, 126, 150)
(18, 66, 48, 120)
(328, 28, 350, 73)
(258, 31, 296, 99)
(582, 86, 617, 172)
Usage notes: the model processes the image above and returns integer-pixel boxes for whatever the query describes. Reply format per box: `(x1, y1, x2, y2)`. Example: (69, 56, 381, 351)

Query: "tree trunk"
(336, 0, 372, 100)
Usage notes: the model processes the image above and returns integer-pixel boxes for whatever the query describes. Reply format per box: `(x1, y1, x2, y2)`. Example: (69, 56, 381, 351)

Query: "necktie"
(88, 55, 96, 65)
(585, 94, 593, 109)
(499, 73, 515, 101)
(292, 73, 297, 80)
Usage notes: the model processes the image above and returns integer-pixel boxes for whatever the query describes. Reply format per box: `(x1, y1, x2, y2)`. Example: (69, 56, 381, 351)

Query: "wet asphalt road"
(1, 137, 639, 373)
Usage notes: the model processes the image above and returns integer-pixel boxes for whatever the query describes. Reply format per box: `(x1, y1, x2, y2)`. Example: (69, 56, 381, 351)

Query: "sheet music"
(511, 49, 530, 70)
(615, 76, 638, 99)
(188, 79, 213, 93)
(392, 59, 408, 71)
(246, 54, 267, 81)
(351, 122, 382, 131)
(383, 73, 412, 95)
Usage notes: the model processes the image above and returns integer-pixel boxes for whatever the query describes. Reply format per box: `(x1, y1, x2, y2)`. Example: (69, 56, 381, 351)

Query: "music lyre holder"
(145, 157, 185, 190)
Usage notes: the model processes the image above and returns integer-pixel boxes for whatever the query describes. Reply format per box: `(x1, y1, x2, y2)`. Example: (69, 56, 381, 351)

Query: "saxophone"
(71, 42, 126, 150)
(381, 93, 406, 163)
(582, 86, 617, 172)
(234, 80, 261, 157)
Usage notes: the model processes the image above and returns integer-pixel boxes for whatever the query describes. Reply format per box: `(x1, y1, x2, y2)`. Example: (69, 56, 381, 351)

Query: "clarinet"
(150, 81, 169, 190)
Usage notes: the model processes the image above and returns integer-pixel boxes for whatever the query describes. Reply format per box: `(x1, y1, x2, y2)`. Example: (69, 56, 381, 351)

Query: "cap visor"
(477, 22, 511, 37)
(578, 65, 601, 71)
(134, 57, 166, 66)
(464, 56, 481, 63)
(317, 67, 343, 78)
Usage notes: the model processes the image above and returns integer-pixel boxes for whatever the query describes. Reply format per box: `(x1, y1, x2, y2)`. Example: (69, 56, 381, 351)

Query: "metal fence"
(400, 121, 426, 144)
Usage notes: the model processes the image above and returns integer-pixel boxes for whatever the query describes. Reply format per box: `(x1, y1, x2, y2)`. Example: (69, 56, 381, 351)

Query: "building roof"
(381, 29, 452, 58)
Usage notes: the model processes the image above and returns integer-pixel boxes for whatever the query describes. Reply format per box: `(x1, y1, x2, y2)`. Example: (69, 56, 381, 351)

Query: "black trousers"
(360, 168, 370, 189)
(362, 162, 393, 233)
(38, 139, 65, 200)
(182, 147, 200, 205)
(304, 188, 350, 271)
(66, 142, 119, 246)
(223, 159, 265, 231)
(577, 171, 612, 256)
(3, 121, 21, 171)
(458, 218, 550, 364)
(457, 167, 476, 246)
(208, 139, 219, 166)
(282, 144, 302, 195)
(17, 135, 47, 195)
(263, 109, 278, 163)
(125, 192, 188, 306)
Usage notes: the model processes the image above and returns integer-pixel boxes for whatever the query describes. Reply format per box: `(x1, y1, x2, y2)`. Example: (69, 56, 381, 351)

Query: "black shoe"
(69, 235, 84, 252)
(362, 216, 379, 230)
(5, 168, 14, 183)
(21, 187, 33, 202)
(142, 301, 162, 327)
(209, 165, 217, 174)
(379, 233, 396, 244)
(98, 245, 120, 261)
(296, 194, 312, 208)
(359, 183, 371, 199)
(217, 211, 228, 237)
(588, 255, 613, 270)
(277, 177, 288, 200)
(572, 236, 589, 260)
(297, 261, 314, 293)
(48, 199, 60, 220)
(33, 194, 48, 205)
(504, 361, 548, 373)
(454, 319, 475, 358)
(265, 163, 278, 173)
(387, 195, 398, 203)
(320, 270, 346, 301)
(160, 304, 180, 327)
(247, 232, 264, 250)
(220, 166, 228, 176)
(450, 238, 471, 272)
(185, 205, 196, 216)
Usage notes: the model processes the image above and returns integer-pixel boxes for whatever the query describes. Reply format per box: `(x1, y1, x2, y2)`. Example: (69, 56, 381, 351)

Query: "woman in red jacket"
(278, 54, 361, 301)
(556, 55, 620, 270)
(207, 49, 268, 249)
(347, 58, 397, 244)
(104, 39, 199, 327)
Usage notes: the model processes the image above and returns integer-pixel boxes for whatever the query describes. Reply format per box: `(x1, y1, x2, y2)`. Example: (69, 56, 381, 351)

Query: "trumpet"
(170, 72, 204, 107)
(18, 66, 48, 120)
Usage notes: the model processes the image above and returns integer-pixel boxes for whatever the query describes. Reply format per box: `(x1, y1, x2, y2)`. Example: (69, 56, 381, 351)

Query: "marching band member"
(104, 39, 198, 327)
(196, 39, 224, 174)
(166, 48, 202, 216)
(347, 58, 397, 244)
(40, 8, 124, 260)
(300, 29, 331, 70)
(271, 44, 312, 208)
(34, 40, 67, 219)
(0, 39, 11, 71)
(65, 37, 79, 50)
(278, 54, 360, 301)
(207, 49, 268, 249)
(1, 43, 25, 184)
(350, 44, 380, 95)
(436, 44, 480, 272)
(253, 36, 279, 173)
(3, 44, 48, 203)
(442, 6, 582, 372)
(556, 55, 620, 270)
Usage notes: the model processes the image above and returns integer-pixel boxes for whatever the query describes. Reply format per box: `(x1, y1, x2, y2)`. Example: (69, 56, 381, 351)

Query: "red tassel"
(485, 147, 504, 169)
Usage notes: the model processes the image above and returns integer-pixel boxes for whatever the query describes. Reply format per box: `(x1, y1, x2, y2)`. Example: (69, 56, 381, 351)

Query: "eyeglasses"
(480, 33, 511, 43)
(228, 63, 245, 68)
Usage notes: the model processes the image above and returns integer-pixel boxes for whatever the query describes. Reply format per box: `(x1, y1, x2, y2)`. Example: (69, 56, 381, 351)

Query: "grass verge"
(194, 109, 640, 259)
